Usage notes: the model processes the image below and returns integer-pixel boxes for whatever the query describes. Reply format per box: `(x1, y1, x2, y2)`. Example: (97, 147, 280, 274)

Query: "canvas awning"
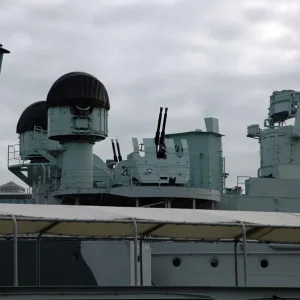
(0, 204, 299, 243)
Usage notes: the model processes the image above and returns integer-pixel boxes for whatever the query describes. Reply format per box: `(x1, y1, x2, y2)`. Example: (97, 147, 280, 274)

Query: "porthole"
(210, 258, 219, 268)
(260, 259, 269, 268)
(172, 257, 181, 267)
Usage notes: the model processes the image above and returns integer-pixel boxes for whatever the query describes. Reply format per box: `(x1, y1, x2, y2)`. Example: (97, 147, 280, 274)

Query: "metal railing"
(236, 176, 251, 195)
(7, 144, 23, 167)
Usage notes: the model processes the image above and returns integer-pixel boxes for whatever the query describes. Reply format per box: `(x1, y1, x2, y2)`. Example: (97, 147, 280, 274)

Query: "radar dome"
(16, 101, 47, 134)
(46, 72, 110, 110)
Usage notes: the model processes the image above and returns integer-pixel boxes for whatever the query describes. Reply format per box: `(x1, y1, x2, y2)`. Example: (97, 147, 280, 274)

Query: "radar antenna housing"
(46, 72, 110, 189)
(247, 90, 300, 179)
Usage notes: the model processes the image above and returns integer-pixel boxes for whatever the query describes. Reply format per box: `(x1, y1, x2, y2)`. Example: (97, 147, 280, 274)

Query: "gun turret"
(0, 44, 10, 74)
(116, 139, 123, 162)
(154, 107, 163, 150)
(111, 139, 118, 162)
(157, 107, 168, 159)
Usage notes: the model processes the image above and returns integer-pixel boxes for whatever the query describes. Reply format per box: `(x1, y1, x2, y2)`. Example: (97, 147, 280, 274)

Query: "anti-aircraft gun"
(106, 139, 123, 171)
(0, 44, 10, 74)
(247, 90, 300, 179)
(113, 107, 190, 188)
(155, 107, 168, 159)
(111, 139, 123, 163)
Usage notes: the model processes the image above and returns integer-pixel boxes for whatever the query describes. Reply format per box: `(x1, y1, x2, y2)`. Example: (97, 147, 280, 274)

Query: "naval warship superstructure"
(2, 44, 300, 299)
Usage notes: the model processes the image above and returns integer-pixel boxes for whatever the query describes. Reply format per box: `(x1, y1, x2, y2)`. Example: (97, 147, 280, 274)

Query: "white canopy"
(0, 204, 300, 243)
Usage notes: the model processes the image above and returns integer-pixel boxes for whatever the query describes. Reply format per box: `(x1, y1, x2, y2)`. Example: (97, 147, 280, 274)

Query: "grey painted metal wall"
(220, 177, 300, 212)
(0, 239, 151, 287)
(1, 237, 300, 289)
(165, 131, 223, 191)
(152, 241, 300, 287)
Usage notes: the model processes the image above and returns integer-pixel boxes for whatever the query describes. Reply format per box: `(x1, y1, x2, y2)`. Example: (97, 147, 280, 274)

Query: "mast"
(0, 44, 10, 74)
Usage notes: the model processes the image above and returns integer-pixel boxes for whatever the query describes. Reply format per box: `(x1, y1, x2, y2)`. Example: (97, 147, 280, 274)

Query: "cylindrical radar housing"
(17, 101, 47, 134)
(46, 72, 110, 142)
(46, 72, 110, 189)
(16, 101, 48, 160)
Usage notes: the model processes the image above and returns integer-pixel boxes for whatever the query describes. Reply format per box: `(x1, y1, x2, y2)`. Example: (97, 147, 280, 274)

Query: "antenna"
(0, 44, 10, 74)
(157, 107, 168, 159)
(154, 107, 163, 150)
(116, 139, 123, 162)
(111, 139, 118, 162)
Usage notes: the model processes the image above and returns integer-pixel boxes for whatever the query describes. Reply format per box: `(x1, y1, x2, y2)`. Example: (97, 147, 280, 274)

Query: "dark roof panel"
(16, 101, 47, 134)
(46, 72, 110, 110)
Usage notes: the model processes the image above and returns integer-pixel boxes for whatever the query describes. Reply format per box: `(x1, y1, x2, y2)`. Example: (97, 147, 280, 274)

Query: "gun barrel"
(154, 107, 163, 148)
(159, 107, 168, 146)
(116, 139, 123, 162)
(111, 139, 118, 162)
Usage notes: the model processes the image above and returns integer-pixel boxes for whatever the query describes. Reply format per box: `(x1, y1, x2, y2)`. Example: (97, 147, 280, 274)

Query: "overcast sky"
(0, 0, 299, 189)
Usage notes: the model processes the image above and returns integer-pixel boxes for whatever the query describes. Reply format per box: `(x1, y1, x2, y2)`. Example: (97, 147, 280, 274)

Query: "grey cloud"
(1, 0, 300, 188)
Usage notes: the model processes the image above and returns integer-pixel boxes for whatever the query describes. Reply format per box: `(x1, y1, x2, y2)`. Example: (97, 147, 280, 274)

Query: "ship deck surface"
(0, 286, 299, 299)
